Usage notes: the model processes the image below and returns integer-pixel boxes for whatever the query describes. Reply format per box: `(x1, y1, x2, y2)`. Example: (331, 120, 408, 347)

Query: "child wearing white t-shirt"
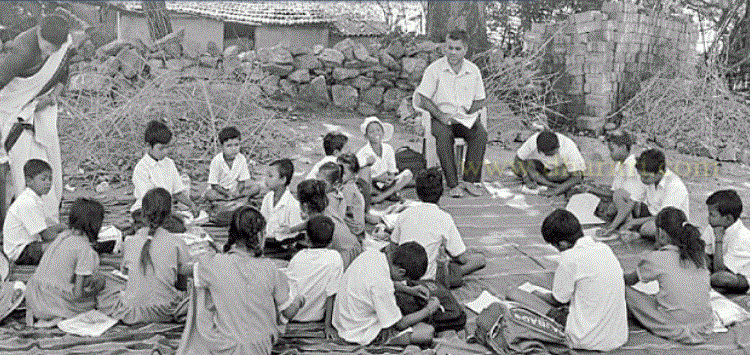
(204, 126, 259, 203)
(356, 116, 412, 204)
(512, 130, 586, 198)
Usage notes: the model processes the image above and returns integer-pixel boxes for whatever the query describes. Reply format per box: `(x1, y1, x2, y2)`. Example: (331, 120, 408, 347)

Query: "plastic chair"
(412, 91, 487, 178)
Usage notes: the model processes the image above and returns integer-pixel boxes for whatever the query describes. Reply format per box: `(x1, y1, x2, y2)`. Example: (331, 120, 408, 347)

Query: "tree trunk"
(426, 1, 489, 58)
(143, 0, 172, 41)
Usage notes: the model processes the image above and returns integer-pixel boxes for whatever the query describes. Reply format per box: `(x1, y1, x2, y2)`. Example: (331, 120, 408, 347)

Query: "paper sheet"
(521, 185, 548, 195)
(58, 310, 118, 337)
(632, 280, 659, 295)
(566, 193, 605, 225)
(465, 290, 502, 314)
(518, 282, 552, 295)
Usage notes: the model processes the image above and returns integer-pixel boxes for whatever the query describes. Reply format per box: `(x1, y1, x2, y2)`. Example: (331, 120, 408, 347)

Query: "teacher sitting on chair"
(415, 29, 487, 198)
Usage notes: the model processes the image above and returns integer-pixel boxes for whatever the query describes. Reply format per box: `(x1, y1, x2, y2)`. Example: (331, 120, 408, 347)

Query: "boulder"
(223, 45, 240, 59)
(318, 48, 345, 66)
(353, 43, 378, 63)
(279, 79, 298, 97)
(402, 57, 428, 77)
(416, 40, 439, 53)
(395, 79, 413, 91)
(375, 79, 394, 88)
(310, 75, 330, 103)
(69, 72, 109, 92)
(312, 44, 325, 55)
(313, 67, 330, 76)
(415, 51, 431, 63)
(154, 28, 184, 58)
(96, 39, 133, 58)
(333, 38, 356, 60)
(260, 75, 280, 96)
(362, 86, 385, 106)
(387, 40, 405, 59)
(206, 41, 221, 56)
(116, 48, 146, 79)
(289, 45, 311, 56)
(258, 45, 293, 64)
(165, 58, 186, 71)
(288, 69, 311, 83)
(148, 59, 164, 69)
(183, 39, 203, 59)
(352, 75, 374, 90)
(382, 88, 407, 111)
(295, 54, 322, 70)
(375, 71, 399, 81)
(332, 85, 358, 109)
(378, 49, 401, 70)
(333, 67, 360, 81)
(357, 101, 378, 116)
(261, 63, 294, 76)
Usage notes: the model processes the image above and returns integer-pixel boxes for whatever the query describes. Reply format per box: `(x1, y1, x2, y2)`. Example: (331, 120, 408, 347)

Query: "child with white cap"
(356, 117, 413, 204)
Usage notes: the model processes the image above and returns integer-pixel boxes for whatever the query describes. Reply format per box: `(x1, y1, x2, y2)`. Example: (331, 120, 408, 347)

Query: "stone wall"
(524, 1, 699, 129)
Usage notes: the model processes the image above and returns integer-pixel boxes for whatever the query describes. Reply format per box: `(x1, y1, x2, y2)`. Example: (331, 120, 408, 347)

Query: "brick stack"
(525, 1, 698, 123)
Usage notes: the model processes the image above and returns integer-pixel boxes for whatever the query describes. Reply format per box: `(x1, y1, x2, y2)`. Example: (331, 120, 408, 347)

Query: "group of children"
(4, 114, 750, 352)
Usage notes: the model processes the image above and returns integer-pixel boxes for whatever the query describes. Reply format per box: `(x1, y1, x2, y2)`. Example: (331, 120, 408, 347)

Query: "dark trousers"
(431, 117, 487, 188)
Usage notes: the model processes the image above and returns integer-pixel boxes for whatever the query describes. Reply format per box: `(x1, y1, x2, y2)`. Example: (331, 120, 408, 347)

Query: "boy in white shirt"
(333, 242, 440, 346)
(3, 159, 65, 264)
(706, 189, 750, 294)
(390, 167, 485, 288)
(259, 158, 303, 256)
(130, 120, 198, 233)
(513, 130, 586, 198)
(204, 126, 259, 203)
(307, 131, 348, 180)
(286, 215, 344, 338)
(356, 116, 412, 204)
(506, 209, 627, 351)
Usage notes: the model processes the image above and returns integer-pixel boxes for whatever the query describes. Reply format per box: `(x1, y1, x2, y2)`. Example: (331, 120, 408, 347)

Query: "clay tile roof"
(333, 18, 388, 36)
(119, 1, 331, 26)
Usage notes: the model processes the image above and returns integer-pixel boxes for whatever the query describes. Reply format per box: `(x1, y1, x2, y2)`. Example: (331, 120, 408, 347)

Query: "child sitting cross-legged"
(506, 209, 627, 351)
(623, 207, 712, 344)
(3, 159, 66, 265)
(285, 215, 344, 339)
(512, 130, 586, 198)
(356, 116, 412, 204)
(390, 167, 485, 288)
(26, 198, 107, 324)
(333, 241, 440, 346)
(297, 179, 362, 270)
(705, 189, 750, 294)
(176, 206, 304, 355)
(99, 188, 192, 324)
(260, 158, 303, 257)
(204, 126, 260, 204)
(307, 131, 349, 180)
(131, 120, 199, 233)
(336, 153, 367, 237)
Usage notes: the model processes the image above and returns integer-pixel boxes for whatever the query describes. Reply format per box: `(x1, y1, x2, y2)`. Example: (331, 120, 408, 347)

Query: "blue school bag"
(475, 301, 574, 355)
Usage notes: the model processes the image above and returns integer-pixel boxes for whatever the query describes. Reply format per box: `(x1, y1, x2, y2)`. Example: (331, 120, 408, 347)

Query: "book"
(518, 282, 552, 295)
(465, 290, 502, 314)
(57, 310, 118, 337)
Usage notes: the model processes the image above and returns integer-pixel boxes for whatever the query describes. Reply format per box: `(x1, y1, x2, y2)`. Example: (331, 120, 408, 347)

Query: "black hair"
(224, 206, 266, 256)
(536, 131, 559, 154)
(655, 207, 706, 269)
(139, 188, 172, 274)
(323, 132, 348, 156)
(337, 152, 360, 174)
(24, 159, 52, 179)
(415, 167, 442, 204)
(306, 215, 335, 248)
(39, 14, 70, 47)
(218, 126, 241, 145)
(269, 158, 294, 186)
(297, 179, 328, 214)
(636, 149, 666, 174)
(706, 189, 743, 221)
(541, 209, 584, 246)
(69, 198, 104, 244)
(144, 120, 172, 147)
(318, 161, 343, 186)
(391, 241, 428, 280)
(606, 129, 633, 150)
(446, 29, 469, 45)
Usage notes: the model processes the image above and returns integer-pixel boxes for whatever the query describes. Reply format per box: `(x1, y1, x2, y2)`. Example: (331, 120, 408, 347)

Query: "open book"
(57, 310, 118, 337)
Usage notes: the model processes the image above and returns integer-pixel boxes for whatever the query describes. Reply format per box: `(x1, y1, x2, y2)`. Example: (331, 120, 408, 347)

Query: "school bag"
(395, 146, 426, 177)
(394, 279, 466, 332)
(474, 301, 574, 355)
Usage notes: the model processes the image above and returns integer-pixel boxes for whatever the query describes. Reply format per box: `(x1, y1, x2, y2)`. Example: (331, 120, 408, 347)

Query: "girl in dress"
(177, 206, 304, 354)
(26, 198, 106, 323)
(624, 206, 712, 344)
(99, 188, 191, 324)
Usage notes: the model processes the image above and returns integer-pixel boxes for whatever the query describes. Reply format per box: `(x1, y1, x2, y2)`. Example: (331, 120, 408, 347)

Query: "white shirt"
(632, 169, 690, 220)
(356, 142, 397, 179)
(516, 132, 587, 172)
(719, 219, 750, 281)
(3, 188, 49, 261)
(286, 248, 344, 322)
(207, 152, 250, 193)
(259, 189, 302, 241)
(390, 203, 467, 280)
(306, 155, 338, 180)
(416, 56, 486, 128)
(552, 236, 628, 351)
(130, 154, 187, 212)
(333, 249, 402, 345)
(610, 154, 644, 198)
